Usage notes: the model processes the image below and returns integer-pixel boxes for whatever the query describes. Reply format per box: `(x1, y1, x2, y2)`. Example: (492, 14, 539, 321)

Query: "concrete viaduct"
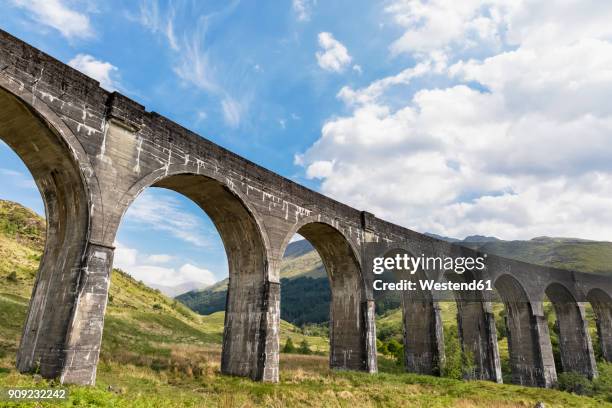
(1, 30, 611, 388)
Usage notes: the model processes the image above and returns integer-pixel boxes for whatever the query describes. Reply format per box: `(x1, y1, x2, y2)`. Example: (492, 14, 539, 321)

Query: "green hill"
(462, 236, 612, 275)
(179, 232, 612, 326)
(1, 199, 611, 407)
(177, 239, 401, 324)
(0, 200, 328, 364)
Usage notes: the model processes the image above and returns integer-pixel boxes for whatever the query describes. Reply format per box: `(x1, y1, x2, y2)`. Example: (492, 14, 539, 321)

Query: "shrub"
(557, 372, 594, 396)
(298, 339, 312, 355)
(283, 338, 296, 353)
(152, 303, 163, 310)
(377, 339, 388, 354)
(7, 271, 18, 282)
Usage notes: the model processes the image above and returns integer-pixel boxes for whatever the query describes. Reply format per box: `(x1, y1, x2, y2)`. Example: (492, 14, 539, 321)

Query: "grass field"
(1, 199, 611, 407)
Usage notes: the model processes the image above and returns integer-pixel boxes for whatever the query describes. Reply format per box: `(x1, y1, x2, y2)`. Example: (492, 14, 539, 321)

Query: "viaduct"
(1, 29, 611, 388)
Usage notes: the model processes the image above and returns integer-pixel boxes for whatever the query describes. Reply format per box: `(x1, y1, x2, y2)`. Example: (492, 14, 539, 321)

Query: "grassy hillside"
(177, 239, 401, 323)
(180, 234, 612, 327)
(1, 199, 611, 406)
(462, 237, 612, 275)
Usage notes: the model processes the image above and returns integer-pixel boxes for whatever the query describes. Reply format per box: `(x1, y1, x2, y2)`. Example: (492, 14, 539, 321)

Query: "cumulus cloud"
(114, 242, 216, 287)
(68, 54, 119, 91)
(316, 32, 352, 73)
(298, 1, 612, 241)
(10, 0, 93, 39)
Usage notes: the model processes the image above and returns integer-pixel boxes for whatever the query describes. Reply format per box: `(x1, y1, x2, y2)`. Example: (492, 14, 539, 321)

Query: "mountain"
(176, 239, 333, 324)
(176, 238, 401, 325)
(179, 232, 612, 326)
(461, 236, 612, 275)
(149, 281, 211, 297)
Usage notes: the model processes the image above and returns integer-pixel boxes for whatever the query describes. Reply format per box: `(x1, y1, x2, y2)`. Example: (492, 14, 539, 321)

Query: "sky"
(1, 0, 612, 288)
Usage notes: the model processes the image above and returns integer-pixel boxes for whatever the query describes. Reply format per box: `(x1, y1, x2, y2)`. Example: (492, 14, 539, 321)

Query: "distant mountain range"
(149, 281, 211, 297)
(428, 233, 612, 275)
(177, 233, 612, 326)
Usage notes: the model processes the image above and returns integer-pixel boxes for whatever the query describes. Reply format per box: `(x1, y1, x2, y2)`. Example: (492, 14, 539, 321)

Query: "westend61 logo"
(372, 253, 493, 292)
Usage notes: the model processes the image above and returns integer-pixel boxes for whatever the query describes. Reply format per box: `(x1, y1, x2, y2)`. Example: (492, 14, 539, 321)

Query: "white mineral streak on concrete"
(133, 137, 143, 173)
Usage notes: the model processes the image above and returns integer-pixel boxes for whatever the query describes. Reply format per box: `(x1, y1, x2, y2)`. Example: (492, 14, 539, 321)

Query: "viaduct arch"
(1, 29, 611, 387)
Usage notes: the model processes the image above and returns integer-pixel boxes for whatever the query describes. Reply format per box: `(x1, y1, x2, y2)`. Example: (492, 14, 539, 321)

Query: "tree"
(298, 339, 312, 355)
(283, 338, 296, 353)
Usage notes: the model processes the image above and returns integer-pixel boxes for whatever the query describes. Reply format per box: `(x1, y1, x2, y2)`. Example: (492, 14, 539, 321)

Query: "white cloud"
(178, 264, 216, 284)
(147, 254, 174, 263)
(173, 30, 219, 94)
(316, 32, 352, 73)
(298, 1, 612, 241)
(306, 160, 334, 179)
(123, 190, 212, 248)
(114, 242, 216, 287)
(293, 0, 313, 22)
(11, 0, 93, 39)
(385, 0, 507, 58)
(0, 168, 37, 189)
(68, 54, 119, 91)
(138, 0, 178, 50)
(138, 1, 246, 127)
(221, 97, 242, 128)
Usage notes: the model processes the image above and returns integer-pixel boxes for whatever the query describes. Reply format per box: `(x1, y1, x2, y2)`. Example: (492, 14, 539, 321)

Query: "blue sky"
(2, 0, 612, 288)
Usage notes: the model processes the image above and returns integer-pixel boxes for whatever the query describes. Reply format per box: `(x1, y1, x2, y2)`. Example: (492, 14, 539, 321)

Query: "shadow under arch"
(282, 221, 372, 371)
(115, 172, 274, 381)
(495, 274, 557, 387)
(545, 282, 598, 378)
(0, 84, 95, 378)
(380, 247, 445, 376)
(587, 288, 612, 362)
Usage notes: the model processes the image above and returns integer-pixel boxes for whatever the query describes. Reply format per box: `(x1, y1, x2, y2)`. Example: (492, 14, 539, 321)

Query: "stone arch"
(495, 274, 556, 387)
(105, 164, 271, 254)
(113, 171, 276, 381)
(587, 288, 612, 362)
(448, 268, 502, 382)
(0, 81, 100, 381)
(280, 220, 374, 371)
(380, 247, 445, 376)
(545, 282, 598, 378)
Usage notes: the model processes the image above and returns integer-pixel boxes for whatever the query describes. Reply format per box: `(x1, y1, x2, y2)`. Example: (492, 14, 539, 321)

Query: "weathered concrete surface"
(588, 289, 612, 362)
(1, 29, 611, 387)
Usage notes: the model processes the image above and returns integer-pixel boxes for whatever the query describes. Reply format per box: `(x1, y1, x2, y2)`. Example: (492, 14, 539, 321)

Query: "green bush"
(283, 338, 296, 353)
(443, 326, 463, 379)
(298, 339, 312, 355)
(7, 271, 17, 282)
(557, 372, 594, 396)
(377, 338, 387, 354)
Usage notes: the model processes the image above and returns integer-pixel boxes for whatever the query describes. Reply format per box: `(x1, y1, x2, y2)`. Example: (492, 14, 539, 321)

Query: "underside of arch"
(296, 222, 370, 371)
(587, 288, 612, 362)
(152, 174, 276, 381)
(495, 275, 556, 387)
(451, 270, 502, 382)
(0, 88, 91, 378)
(384, 249, 445, 376)
(546, 283, 598, 379)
